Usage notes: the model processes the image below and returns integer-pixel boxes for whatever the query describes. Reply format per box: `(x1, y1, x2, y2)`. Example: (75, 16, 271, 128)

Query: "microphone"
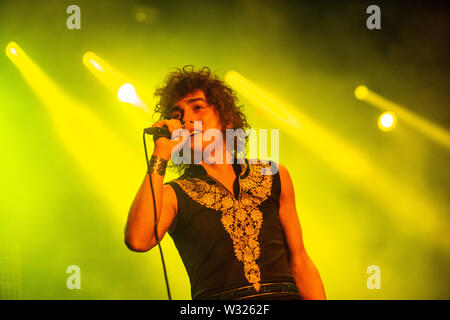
(144, 126, 172, 143)
(144, 126, 171, 138)
(144, 120, 193, 142)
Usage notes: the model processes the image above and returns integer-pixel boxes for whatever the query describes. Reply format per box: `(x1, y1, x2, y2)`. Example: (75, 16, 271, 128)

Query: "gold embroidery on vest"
(173, 161, 273, 291)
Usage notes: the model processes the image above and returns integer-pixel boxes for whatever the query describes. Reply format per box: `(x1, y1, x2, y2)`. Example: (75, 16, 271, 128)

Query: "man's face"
(170, 89, 223, 153)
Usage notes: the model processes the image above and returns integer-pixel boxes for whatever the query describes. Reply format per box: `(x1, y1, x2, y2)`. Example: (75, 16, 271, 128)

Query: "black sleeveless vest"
(165, 159, 297, 299)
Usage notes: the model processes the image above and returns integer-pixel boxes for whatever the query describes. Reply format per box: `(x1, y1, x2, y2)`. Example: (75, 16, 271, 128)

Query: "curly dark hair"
(153, 65, 250, 175)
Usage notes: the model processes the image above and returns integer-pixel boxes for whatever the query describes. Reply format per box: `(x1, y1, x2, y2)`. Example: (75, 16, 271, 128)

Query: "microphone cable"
(143, 131, 172, 300)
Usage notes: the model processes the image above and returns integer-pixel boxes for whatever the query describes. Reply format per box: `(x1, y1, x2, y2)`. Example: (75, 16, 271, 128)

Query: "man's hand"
(151, 119, 189, 160)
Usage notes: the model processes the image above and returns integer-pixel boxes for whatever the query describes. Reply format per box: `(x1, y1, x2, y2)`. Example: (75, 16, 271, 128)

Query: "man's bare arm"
(124, 173, 177, 252)
(124, 119, 184, 252)
(278, 163, 326, 300)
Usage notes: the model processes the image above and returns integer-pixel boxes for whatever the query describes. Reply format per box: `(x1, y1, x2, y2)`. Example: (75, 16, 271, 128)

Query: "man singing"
(124, 66, 326, 300)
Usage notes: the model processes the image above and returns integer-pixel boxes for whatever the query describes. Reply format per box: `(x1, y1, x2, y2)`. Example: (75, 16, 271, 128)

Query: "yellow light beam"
(82, 51, 149, 112)
(5, 41, 144, 228)
(6, 41, 190, 299)
(226, 70, 449, 250)
(225, 71, 302, 130)
(226, 70, 376, 181)
(355, 85, 450, 149)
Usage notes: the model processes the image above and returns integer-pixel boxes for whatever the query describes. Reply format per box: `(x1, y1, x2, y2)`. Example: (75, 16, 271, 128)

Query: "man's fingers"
(151, 119, 183, 133)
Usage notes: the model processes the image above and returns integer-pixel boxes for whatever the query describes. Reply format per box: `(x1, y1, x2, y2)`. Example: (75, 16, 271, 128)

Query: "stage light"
(117, 83, 139, 104)
(5, 42, 19, 58)
(116, 82, 145, 108)
(82, 51, 148, 112)
(378, 111, 397, 132)
(5, 41, 143, 231)
(354, 85, 369, 100)
(355, 85, 450, 149)
(225, 70, 448, 251)
(5, 41, 189, 300)
(89, 58, 104, 72)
